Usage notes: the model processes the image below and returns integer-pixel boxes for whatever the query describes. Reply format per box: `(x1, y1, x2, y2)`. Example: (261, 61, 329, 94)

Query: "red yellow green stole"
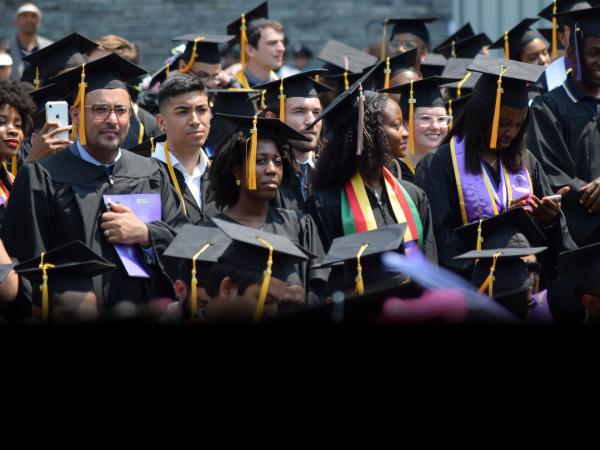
(340, 168, 423, 248)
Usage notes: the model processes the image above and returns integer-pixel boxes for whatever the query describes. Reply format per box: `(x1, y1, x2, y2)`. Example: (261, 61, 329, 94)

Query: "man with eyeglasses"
(384, 18, 438, 63)
(173, 35, 240, 89)
(1, 54, 188, 315)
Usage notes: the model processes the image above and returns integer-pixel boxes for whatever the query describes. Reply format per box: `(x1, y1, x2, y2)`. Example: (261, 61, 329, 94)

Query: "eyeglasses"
(84, 104, 131, 120)
(390, 40, 418, 51)
(190, 70, 220, 82)
(414, 114, 452, 128)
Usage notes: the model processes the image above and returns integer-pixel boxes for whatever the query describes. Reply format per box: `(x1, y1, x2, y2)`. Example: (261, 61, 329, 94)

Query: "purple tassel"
(574, 22, 583, 82)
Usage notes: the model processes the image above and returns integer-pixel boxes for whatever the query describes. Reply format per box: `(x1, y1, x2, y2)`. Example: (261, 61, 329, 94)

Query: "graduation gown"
(304, 178, 438, 262)
(0, 144, 188, 312)
(210, 206, 329, 306)
(123, 104, 161, 150)
(0, 163, 14, 226)
(414, 143, 576, 282)
(528, 78, 600, 244)
(389, 158, 416, 183)
(275, 164, 316, 213)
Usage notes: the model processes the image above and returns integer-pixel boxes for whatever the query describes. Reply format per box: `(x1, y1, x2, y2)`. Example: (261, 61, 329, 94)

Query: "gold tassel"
(478, 252, 501, 297)
(253, 237, 274, 323)
(74, 64, 87, 145)
(165, 63, 170, 78)
(278, 78, 285, 122)
(476, 218, 484, 251)
(451, 40, 457, 58)
(383, 57, 391, 92)
(356, 83, 365, 155)
(380, 19, 388, 61)
(456, 71, 472, 98)
(343, 56, 349, 91)
(38, 252, 55, 323)
(504, 31, 510, 59)
(240, 14, 247, 72)
(489, 65, 511, 150)
(150, 136, 155, 153)
(259, 89, 267, 111)
(190, 243, 211, 319)
(164, 142, 188, 217)
(408, 80, 416, 154)
(448, 98, 454, 130)
(355, 243, 369, 296)
(11, 154, 17, 177)
(180, 37, 204, 74)
(552, 0, 558, 59)
(246, 115, 258, 190)
(34, 66, 41, 90)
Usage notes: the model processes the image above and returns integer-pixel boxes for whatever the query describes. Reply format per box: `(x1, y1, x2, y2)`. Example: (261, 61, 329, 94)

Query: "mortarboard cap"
(316, 224, 410, 296)
(362, 48, 421, 91)
(489, 18, 542, 60)
(467, 54, 545, 148)
(435, 33, 491, 59)
(441, 57, 481, 97)
(433, 22, 476, 54)
(49, 53, 146, 145)
(455, 207, 547, 252)
(226, 1, 269, 71)
(173, 34, 234, 72)
(539, 1, 592, 59)
(445, 93, 473, 127)
(386, 17, 438, 46)
(13, 240, 116, 321)
(22, 32, 98, 88)
(126, 133, 166, 157)
(253, 69, 330, 120)
(216, 113, 309, 189)
(420, 52, 448, 78)
(290, 42, 313, 59)
(380, 76, 452, 154)
(148, 57, 180, 88)
(162, 224, 233, 317)
(317, 39, 378, 81)
(212, 217, 310, 322)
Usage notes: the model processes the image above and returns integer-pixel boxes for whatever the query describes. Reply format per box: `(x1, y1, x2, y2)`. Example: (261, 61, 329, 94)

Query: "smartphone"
(45, 101, 69, 140)
(543, 194, 562, 202)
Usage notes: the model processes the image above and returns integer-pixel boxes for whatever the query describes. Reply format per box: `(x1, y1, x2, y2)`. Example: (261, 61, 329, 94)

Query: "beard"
(290, 139, 317, 153)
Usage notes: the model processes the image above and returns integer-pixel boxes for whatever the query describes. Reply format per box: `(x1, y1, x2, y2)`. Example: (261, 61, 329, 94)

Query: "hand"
(509, 194, 533, 210)
(580, 177, 600, 213)
(100, 202, 151, 247)
(214, 70, 232, 88)
(526, 186, 570, 225)
(26, 121, 73, 162)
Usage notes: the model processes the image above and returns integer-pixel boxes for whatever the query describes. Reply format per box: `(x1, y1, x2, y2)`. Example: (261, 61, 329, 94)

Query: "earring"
(235, 179, 241, 186)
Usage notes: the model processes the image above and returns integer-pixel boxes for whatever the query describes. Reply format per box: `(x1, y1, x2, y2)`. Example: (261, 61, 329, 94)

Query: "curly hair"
(209, 130, 295, 209)
(0, 80, 36, 136)
(312, 91, 391, 190)
(443, 93, 527, 174)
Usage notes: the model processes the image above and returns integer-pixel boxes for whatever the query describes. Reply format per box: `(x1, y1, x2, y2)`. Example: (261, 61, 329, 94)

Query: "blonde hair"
(96, 34, 139, 64)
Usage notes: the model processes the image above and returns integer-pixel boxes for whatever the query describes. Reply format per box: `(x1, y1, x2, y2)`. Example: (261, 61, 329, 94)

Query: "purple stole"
(450, 136, 533, 224)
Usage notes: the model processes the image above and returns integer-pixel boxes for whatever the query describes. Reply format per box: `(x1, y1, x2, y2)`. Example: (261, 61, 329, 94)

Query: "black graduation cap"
(307, 64, 380, 136)
(445, 93, 473, 124)
(468, 54, 545, 108)
(380, 75, 452, 110)
(253, 69, 330, 117)
(148, 57, 180, 88)
(441, 58, 481, 97)
(126, 133, 166, 157)
(49, 53, 147, 145)
(162, 225, 233, 318)
(420, 53, 448, 78)
(226, 1, 269, 45)
(433, 22, 476, 54)
(14, 240, 116, 279)
(455, 207, 547, 251)
(554, 5, 600, 35)
(557, 242, 600, 277)
(316, 224, 410, 296)
(489, 18, 543, 59)
(22, 32, 98, 86)
(208, 88, 261, 116)
(538, 0, 592, 23)
(362, 48, 420, 91)
(173, 34, 234, 68)
(317, 40, 378, 78)
(435, 33, 492, 59)
(385, 17, 438, 46)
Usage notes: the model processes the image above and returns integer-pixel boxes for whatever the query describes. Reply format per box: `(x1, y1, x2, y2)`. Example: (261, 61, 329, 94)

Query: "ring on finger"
(105, 229, 110, 238)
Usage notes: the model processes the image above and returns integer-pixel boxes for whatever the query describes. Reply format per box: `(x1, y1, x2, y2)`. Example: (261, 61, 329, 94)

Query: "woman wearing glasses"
(380, 77, 452, 182)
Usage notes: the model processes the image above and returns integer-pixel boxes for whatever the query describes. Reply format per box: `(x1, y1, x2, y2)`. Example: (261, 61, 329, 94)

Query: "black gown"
(0, 163, 14, 226)
(528, 78, 600, 244)
(209, 206, 329, 306)
(123, 105, 161, 150)
(414, 143, 577, 283)
(0, 144, 188, 312)
(276, 164, 316, 213)
(389, 158, 416, 183)
(304, 177, 438, 262)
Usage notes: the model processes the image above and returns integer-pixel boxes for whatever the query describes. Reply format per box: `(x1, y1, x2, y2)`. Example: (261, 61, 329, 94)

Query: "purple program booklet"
(103, 193, 161, 278)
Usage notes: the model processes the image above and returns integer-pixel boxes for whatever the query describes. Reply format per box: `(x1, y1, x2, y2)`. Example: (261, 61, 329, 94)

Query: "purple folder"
(103, 194, 161, 278)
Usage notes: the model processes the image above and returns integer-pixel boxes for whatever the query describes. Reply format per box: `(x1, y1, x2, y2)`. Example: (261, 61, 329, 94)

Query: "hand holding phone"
(45, 101, 70, 141)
